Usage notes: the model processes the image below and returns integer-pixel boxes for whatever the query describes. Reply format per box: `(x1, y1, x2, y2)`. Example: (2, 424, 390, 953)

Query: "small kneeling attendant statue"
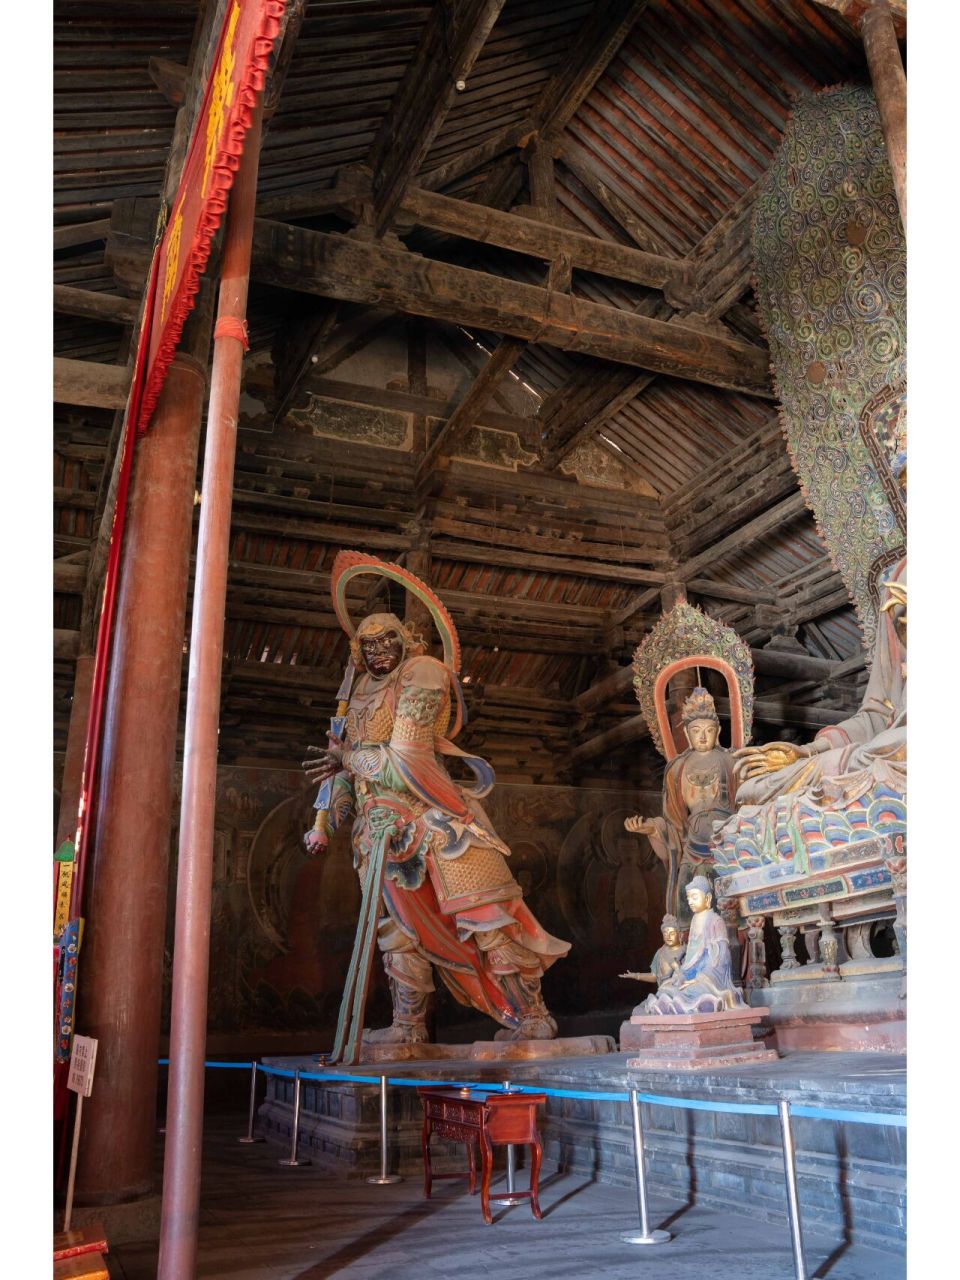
(640, 877, 745, 1015)
(620, 914, 685, 989)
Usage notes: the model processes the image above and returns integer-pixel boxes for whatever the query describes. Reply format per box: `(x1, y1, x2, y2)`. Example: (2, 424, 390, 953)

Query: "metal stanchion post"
(238, 1060, 265, 1144)
(620, 1090, 671, 1245)
(778, 1100, 807, 1280)
(503, 1078, 516, 1195)
(278, 1069, 311, 1167)
(367, 1074, 402, 1185)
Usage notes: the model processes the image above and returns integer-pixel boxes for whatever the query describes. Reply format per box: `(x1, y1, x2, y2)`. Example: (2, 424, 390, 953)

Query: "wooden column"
(404, 525, 433, 641)
(158, 100, 263, 1280)
(73, 349, 210, 1203)
(861, 2, 906, 231)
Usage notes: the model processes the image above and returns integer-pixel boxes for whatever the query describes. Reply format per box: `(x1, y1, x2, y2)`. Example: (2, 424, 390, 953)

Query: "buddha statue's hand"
(624, 814, 656, 835)
(732, 741, 809, 782)
(302, 741, 343, 785)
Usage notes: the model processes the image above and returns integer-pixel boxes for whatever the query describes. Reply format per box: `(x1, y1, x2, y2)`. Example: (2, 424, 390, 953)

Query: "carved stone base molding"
(623, 1007, 778, 1070)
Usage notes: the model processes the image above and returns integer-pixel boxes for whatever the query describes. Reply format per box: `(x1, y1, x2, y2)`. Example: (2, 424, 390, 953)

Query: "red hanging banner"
(137, 0, 285, 432)
(57, 0, 286, 1079)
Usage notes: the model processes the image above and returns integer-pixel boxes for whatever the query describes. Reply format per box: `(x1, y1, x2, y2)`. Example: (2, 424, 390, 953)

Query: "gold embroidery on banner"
(202, 2, 240, 198)
(160, 204, 183, 321)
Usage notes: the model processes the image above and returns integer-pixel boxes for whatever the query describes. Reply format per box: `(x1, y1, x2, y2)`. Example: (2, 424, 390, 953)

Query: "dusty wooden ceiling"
(54, 0, 894, 785)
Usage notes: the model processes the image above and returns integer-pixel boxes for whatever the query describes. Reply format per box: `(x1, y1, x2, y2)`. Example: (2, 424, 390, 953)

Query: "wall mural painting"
(752, 84, 906, 653)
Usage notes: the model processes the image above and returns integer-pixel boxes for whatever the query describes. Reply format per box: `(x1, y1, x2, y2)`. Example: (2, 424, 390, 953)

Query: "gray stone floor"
(105, 1117, 905, 1280)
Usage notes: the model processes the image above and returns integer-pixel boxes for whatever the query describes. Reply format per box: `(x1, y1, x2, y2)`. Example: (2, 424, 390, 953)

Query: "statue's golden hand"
(302, 742, 343, 784)
(732, 742, 808, 782)
(624, 814, 656, 835)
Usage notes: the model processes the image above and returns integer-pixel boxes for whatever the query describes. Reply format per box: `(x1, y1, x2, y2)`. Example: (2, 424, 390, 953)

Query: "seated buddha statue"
(639, 877, 746, 1015)
(714, 560, 906, 874)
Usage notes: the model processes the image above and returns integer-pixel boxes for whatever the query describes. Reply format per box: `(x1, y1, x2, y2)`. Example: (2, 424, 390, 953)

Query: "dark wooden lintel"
(249, 220, 772, 395)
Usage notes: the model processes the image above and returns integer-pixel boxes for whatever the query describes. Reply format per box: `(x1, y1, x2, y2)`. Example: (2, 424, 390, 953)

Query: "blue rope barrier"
(164, 1057, 905, 1129)
(635, 1091, 778, 1117)
(158, 1059, 253, 1069)
(791, 1103, 906, 1128)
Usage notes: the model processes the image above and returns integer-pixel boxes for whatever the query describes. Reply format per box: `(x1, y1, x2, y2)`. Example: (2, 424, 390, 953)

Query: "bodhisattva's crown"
(681, 686, 719, 725)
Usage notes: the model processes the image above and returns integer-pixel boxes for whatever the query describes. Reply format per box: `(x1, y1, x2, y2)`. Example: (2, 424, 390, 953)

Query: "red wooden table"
(417, 1087, 547, 1225)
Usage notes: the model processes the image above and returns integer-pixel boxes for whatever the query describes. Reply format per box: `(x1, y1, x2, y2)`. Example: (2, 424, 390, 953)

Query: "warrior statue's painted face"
(360, 628, 404, 676)
(686, 718, 720, 753)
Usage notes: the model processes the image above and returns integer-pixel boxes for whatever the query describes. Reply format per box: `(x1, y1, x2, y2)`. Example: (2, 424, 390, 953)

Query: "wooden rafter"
(366, 0, 507, 233)
(416, 336, 528, 483)
(534, 0, 650, 142)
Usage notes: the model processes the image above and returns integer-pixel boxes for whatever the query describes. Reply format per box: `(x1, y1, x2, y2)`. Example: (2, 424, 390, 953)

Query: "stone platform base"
(751, 973, 906, 1053)
(622, 1008, 779, 1071)
(360, 1034, 614, 1064)
(258, 1047, 905, 1252)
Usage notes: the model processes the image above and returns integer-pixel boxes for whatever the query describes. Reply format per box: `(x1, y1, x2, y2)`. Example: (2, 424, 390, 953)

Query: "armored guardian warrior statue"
(303, 553, 570, 1056)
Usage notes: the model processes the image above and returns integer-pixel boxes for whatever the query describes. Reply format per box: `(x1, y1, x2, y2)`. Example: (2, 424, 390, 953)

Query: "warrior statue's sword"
(311, 658, 356, 844)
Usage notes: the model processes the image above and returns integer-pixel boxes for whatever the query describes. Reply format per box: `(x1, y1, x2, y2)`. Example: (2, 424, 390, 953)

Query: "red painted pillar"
(73, 351, 209, 1203)
(158, 100, 263, 1280)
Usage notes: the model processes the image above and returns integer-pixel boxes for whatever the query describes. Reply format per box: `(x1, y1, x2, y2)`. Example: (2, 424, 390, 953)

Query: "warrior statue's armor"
(308, 610, 569, 1046)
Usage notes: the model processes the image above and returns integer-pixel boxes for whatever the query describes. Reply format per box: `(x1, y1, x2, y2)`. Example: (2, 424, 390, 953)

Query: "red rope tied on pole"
(213, 316, 250, 349)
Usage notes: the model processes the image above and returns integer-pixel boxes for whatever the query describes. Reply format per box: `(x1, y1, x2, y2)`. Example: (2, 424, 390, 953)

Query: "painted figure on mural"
(620, 913, 685, 989)
(640, 877, 746, 1015)
(303, 610, 570, 1046)
(624, 687, 736, 927)
(728, 560, 905, 819)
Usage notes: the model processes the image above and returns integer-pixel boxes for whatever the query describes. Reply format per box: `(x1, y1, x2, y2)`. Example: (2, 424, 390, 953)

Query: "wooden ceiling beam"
(366, 0, 507, 233)
(249, 219, 772, 395)
(54, 284, 139, 326)
(54, 357, 130, 410)
(399, 185, 687, 291)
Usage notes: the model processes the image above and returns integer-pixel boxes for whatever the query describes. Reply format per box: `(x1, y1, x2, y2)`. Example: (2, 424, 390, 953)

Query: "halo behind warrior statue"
(302, 552, 570, 1061)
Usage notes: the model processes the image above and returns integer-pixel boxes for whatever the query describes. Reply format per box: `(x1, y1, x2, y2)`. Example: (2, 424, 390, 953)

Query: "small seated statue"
(640, 877, 746, 1016)
(620, 914, 685, 989)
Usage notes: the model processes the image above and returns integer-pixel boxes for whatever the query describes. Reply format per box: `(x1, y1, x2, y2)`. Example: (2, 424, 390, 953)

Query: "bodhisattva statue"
(303, 609, 570, 1047)
(620, 914, 685, 988)
(639, 877, 746, 1015)
(624, 687, 736, 927)
(723, 561, 905, 840)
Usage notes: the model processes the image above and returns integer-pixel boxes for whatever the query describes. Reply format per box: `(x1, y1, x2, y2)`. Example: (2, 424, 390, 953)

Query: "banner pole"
(157, 95, 265, 1280)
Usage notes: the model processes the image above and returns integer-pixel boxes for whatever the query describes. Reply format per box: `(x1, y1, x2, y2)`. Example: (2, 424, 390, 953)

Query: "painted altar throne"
(708, 83, 908, 1051)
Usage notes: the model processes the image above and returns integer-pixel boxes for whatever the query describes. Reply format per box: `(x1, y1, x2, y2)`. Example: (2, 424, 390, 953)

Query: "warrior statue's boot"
(363, 942, 433, 1045)
(493, 970, 558, 1041)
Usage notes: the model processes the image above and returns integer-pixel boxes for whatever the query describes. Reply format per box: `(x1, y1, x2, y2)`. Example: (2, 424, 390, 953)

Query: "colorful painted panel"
(752, 85, 906, 653)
